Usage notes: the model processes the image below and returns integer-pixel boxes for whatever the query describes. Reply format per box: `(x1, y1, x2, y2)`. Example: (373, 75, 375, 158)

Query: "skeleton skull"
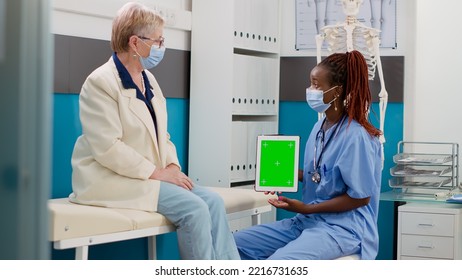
(342, 0, 364, 17)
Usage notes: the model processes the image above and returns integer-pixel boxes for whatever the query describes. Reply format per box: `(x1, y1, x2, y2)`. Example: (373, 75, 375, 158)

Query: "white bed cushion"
(206, 187, 274, 213)
(49, 187, 273, 241)
(48, 198, 170, 241)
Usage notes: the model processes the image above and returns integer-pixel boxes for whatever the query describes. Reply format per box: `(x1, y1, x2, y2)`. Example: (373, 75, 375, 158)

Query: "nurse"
(234, 50, 382, 260)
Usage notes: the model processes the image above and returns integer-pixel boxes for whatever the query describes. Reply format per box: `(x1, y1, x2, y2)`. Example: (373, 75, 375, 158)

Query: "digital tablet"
(255, 135, 300, 192)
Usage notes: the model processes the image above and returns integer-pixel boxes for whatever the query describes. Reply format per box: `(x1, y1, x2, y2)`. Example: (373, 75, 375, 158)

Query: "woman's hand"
(150, 164, 194, 190)
(268, 196, 308, 214)
(269, 193, 371, 215)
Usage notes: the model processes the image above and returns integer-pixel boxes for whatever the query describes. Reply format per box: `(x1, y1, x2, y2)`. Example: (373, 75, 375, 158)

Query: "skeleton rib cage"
(321, 23, 380, 81)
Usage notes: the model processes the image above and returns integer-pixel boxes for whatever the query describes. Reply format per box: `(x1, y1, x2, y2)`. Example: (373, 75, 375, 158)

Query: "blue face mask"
(306, 86, 339, 113)
(137, 40, 165, 69)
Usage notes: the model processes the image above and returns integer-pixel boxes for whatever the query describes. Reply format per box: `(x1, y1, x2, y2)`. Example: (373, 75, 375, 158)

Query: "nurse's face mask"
(306, 85, 339, 113)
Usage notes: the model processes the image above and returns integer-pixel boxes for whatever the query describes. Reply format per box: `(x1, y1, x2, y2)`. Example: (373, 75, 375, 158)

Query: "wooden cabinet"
(397, 203, 462, 259)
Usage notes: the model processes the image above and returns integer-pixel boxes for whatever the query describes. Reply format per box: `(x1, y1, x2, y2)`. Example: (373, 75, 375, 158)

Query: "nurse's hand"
(264, 191, 282, 196)
(268, 196, 307, 213)
(150, 165, 194, 191)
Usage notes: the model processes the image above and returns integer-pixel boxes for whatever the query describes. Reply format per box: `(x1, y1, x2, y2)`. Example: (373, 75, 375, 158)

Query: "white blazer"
(69, 57, 180, 212)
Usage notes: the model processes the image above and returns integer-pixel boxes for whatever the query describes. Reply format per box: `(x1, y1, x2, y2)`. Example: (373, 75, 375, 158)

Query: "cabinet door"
(400, 234, 454, 259)
(400, 212, 454, 237)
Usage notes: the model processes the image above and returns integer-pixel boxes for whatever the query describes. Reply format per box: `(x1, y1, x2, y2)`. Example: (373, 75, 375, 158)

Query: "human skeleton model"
(315, 0, 388, 164)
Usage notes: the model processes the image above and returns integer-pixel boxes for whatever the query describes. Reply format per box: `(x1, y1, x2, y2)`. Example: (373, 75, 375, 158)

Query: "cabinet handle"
(417, 223, 434, 227)
(417, 245, 434, 249)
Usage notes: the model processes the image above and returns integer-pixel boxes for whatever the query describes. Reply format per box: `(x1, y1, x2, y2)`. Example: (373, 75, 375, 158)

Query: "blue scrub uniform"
(234, 116, 382, 260)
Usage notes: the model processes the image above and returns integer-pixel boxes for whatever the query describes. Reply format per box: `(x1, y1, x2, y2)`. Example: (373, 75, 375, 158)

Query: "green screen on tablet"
(255, 135, 300, 192)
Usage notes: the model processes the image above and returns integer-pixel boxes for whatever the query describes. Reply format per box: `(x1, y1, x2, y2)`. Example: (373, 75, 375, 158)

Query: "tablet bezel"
(254, 135, 300, 192)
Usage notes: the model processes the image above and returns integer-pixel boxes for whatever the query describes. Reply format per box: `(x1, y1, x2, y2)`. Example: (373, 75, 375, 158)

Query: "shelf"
(380, 190, 452, 203)
(393, 153, 453, 165)
(232, 112, 278, 117)
(388, 142, 459, 197)
(189, 0, 281, 188)
(390, 165, 452, 177)
(381, 188, 462, 203)
(389, 177, 453, 189)
(233, 47, 279, 57)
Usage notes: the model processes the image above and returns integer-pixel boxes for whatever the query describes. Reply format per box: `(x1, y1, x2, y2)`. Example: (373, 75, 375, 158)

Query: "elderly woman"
(69, 2, 239, 260)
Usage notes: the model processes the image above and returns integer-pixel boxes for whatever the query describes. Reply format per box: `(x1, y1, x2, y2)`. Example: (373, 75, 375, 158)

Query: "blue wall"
(51, 94, 402, 260)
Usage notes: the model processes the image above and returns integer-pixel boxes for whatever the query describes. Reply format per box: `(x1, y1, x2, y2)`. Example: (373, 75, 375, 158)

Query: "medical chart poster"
(295, 0, 397, 49)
